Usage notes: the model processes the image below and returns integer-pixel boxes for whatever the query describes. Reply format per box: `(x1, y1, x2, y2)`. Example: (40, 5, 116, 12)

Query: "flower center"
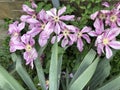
(99, 13, 106, 19)
(26, 44, 32, 52)
(103, 38, 109, 45)
(63, 29, 69, 37)
(32, 14, 36, 19)
(13, 32, 19, 37)
(46, 80, 49, 86)
(41, 24, 46, 30)
(77, 32, 82, 38)
(110, 15, 117, 22)
(54, 16, 59, 22)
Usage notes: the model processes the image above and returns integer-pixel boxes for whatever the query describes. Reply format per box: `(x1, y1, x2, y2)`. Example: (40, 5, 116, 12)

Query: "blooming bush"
(0, 0, 120, 90)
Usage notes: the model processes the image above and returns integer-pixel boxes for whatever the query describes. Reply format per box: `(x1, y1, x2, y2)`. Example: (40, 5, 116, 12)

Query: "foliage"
(0, 0, 120, 90)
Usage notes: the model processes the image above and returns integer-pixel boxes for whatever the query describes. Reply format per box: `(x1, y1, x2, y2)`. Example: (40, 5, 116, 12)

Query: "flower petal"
(58, 6, 66, 16)
(39, 38, 48, 47)
(60, 15, 75, 21)
(88, 31, 97, 37)
(108, 28, 120, 40)
(77, 38, 84, 52)
(94, 18, 104, 34)
(102, 2, 110, 7)
(90, 11, 99, 20)
(61, 37, 69, 47)
(20, 15, 31, 22)
(54, 23, 61, 34)
(22, 4, 35, 15)
(105, 45, 113, 59)
(82, 34, 91, 43)
(27, 27, 40, 37)
(81, 26, 91, 33)
(26, 18, 39, 24)
(46, 8, 57, 17)
(109, 41, 120, 49)
(18, 22, 25, 31)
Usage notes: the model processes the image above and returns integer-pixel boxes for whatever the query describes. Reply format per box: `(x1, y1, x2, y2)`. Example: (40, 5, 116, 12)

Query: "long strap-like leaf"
(69, 57, 99, 90)
(0, 65, 25, 90)
(97, 74, 120, 90)
(34, 46, 47, 90)
(11, 53, 37, 90)
(49, 42, 58, 90)
(69, 49, 96, 86)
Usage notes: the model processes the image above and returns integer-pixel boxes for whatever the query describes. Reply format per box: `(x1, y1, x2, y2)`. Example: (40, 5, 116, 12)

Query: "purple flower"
(90, 10, 109, 20)
(51, 24, 76, 47)
(89, 18, 104, 37)
(21, 34, 38, 68)
(102, 2, 110, 7)
(27, 9, 50, 37)
(10, 34, 38, 68)
(9, 39, 25, 52)
(46, 6, 75, 34)
(8, 21, 25, 52)
(105, 9, 120, 28)
(115, 2, 120, 11)
(8, 21, 25, 40)
(20, 4, 39, 24)
(95, 28, 120, 59)
(75, 26, 91, 52)
(29, 0, 38, 8)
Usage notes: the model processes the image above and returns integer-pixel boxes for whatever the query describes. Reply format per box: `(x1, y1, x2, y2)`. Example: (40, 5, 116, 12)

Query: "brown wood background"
(0, 0, 25, 19)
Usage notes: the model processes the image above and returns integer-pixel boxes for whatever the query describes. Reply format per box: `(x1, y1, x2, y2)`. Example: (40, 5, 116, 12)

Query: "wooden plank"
(0, 1, 24, 19)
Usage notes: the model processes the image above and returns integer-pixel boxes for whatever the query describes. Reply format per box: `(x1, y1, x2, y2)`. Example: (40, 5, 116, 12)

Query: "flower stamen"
(63, 29, 69, 37)
(77, 32, 82, 38)
(110, 15, 117, 22)
(103, 38, 109, 45)
(26, 44, 32, 52)
(41, 24, 46, 30)
(32, 14, 36, 19)
(54, 16, 59, 22)
(99, 13, 106, 20)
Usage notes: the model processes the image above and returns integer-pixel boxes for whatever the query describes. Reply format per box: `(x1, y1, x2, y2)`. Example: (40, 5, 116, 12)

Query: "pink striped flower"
(51, 24, 76, 47)
(8, 21, 25, 52)
(90, 10, 109, 20)
(105, 9, 120, 28)
(10, 34, 38, 68)
(95, 28, 120, 59)
(20, 4, 39, 24)
(89, 18, 104, 37)
(8, 21, 25, 40)
(75, 26, 91, 52)
(46, 6, 75, 34)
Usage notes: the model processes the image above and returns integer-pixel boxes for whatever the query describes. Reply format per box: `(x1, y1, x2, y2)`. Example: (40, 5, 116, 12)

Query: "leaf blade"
(69, 57, 99, 90)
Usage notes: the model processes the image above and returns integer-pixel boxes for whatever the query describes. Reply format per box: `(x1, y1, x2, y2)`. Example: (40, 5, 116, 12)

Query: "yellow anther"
(26, 44, 32, 52)
(77, 32, 82, 38)
(63, 29, 69, 37)
(110, 15, 117, 22)
(54, 16, 59, 22)
(103, 38, 109, 45)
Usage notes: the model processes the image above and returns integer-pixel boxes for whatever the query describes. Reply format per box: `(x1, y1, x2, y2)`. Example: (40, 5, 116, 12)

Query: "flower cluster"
(89, 2, 120, 59)
(8, 1, 120, 68)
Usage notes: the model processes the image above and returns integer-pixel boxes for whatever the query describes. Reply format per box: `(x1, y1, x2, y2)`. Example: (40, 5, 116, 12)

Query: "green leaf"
(34, 47, 47, 90)
(0, 65, 25, 90)
(11, 53, 37, 90)
(57, 47, 65, 88)
(49, 42, 58, 90)
(69, 49, 96, 86)
(89, 58, 111, 90)
(97, 74, 120, 90)
(51, 0, 60, 8)
(69, 57, 99, 90)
